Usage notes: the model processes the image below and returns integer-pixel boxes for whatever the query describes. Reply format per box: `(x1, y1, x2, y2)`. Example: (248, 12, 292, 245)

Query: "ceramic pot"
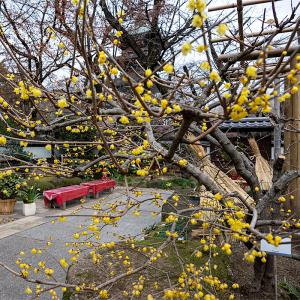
(23, 202, 36, 216)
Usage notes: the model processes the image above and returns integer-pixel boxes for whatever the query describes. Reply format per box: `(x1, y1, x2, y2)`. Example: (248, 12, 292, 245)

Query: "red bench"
(43, 185, 90, 209)
(81, 178, 115, 198)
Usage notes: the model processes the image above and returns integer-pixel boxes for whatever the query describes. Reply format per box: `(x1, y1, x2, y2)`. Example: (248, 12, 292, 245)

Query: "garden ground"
(0, 188, 299, 300)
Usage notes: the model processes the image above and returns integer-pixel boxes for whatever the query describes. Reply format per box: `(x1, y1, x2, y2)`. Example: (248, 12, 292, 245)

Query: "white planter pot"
(23, 202, 36, 216)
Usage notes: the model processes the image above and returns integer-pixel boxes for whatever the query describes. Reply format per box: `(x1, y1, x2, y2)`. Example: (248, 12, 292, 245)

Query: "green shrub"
(65, 177, 82, 186)
(27, 180, 55, 193)
(27, 177, 82, 192)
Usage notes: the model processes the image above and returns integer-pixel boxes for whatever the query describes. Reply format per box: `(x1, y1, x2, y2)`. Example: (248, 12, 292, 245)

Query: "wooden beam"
(208, 0, 282, 12)
(228, 65, 290, 75)
(211, 27, 295, 43)
(228, 62, 288, 70)
(218, 45, 299, 61)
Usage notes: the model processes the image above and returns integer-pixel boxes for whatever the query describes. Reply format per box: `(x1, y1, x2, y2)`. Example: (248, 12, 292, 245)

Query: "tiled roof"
(219, 117, 273, 132)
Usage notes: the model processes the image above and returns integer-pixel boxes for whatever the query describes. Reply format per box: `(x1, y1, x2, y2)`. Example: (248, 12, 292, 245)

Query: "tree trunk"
(261, 255, 274, 292)
(249, 258, 266, 292)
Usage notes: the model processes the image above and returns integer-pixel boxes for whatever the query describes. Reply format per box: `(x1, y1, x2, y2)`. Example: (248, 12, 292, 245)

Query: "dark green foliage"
(92, 172, 103, 180)
(154, 217, 191, 240)
(0, 119, 22, 137)
(4, 142, 33, 163)
(59, 125, 96, 142)
(62, 289, 73, 300)
(59, 126, 97, 160)
(128, 165, 138, 174)
(279, 277, 300, 299)
(0, 173, 24, 199)
(83, 176, 93, 182)
(148, 178, 195, 189)
(143, 223, 159, 234)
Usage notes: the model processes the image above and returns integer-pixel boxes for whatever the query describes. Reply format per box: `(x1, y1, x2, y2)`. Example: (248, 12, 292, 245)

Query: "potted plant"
(20, 185, 42, 216)
(0, 173, 23, 215)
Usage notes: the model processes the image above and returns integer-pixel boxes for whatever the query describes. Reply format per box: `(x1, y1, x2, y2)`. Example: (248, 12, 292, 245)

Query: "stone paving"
(0, 189, 172, 300)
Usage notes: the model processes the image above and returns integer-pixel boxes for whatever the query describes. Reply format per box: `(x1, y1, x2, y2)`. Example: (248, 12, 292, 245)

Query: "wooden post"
(237, 0, 244, 53)
(283, 78, 291, 211)
(59, 202, 66, 210)
(274, 254, 278, 300)
(289, 55, 300, 218)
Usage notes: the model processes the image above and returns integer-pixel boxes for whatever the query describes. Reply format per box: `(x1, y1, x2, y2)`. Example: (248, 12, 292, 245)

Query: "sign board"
(260, 237, 291, 257)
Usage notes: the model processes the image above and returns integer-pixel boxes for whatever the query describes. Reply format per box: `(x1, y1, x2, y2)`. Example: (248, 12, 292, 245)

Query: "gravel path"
(0, 218, 16, 226)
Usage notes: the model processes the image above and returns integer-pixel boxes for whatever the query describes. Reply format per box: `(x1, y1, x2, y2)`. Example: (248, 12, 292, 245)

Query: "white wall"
(0, 146, 51, 160)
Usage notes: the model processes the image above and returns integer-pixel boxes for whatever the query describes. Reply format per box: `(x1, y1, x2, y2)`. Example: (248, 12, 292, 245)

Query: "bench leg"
(48, 201, 52, 209)
(59, 202, 66, 210)
(109, 187, 113, 194)
(94, 192, 100, 198)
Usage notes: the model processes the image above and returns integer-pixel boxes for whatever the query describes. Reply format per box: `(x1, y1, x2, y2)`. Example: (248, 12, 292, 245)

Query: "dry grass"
(248, 138, 273, 191)
(187, 133, 252, 204)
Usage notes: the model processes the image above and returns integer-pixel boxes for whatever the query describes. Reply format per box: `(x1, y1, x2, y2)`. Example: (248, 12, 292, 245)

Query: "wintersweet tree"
(0, 0, 300, 299)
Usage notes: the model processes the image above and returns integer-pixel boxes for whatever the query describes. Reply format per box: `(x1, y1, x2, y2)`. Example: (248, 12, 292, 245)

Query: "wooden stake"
(283, 78, 291, 211)
(274, 254, 278, 300)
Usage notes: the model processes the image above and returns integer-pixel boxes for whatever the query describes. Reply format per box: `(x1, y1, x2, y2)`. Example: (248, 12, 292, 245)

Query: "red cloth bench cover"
(81, 179, 115, 196)
(43, 185, 90, 206)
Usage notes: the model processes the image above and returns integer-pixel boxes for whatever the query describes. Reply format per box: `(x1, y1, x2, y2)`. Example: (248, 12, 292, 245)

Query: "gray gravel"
(0, 190, 171, 300)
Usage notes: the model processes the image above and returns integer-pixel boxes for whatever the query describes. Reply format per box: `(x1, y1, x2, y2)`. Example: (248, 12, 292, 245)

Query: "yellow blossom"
(210, 71, 221, 82)
(163, 64, 173, 74)
(182, 43, 193, 56)
(32, 89, 42, 98)
(196, 0, 206, 12)
(216, 24, 229, 36)
(186, 0, 195, 10)
(201, 61, 210, 71)
(0, 136, 6, 144)
(197, 45, 204, 53)
(111, 68, 119, 76)
(246, 66, 257, 77)
(58, 98, 67, 108)
(192, 14, 203, 27)
(119, 116, 129, 124)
